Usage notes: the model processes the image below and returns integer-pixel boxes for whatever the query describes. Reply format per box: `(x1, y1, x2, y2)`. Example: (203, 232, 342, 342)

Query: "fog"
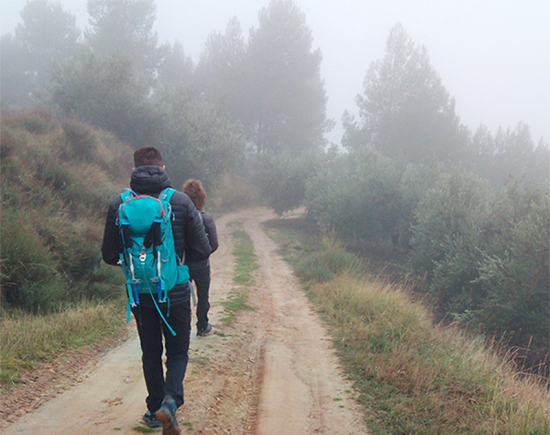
(1, 0, 548, 144)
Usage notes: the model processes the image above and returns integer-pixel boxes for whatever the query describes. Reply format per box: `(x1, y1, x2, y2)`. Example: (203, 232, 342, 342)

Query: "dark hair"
(182, 179, 206, 211)
(133, 146, 164, 168)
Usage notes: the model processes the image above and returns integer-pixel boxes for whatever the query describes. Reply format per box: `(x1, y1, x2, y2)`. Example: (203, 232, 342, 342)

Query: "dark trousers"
(132, 294, 191, 412)
(189, 260, 211, 331)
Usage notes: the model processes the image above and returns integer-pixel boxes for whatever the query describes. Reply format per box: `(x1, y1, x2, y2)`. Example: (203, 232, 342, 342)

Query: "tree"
(305, 149, 403, 246)
(155, 88, 246, 190)
(155, 40, 194, 93)
(195, 17, 247, 122)
(2, 0, 81, 107)
(85, 0, 160, 83)
(346, 23, 466, 163)
(466, 122, 548, 187)
(243, 0, 329, 155)
(0, 34, 31, 107)
(50, 51, 158, 148)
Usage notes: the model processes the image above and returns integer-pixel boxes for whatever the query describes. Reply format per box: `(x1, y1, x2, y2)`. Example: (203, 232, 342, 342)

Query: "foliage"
(242, 0, 330, 155)
(15, 0, 81, 82)
(306, 149, 403, 247)
(195, 17, 247, 122)
(156, 40, 195, 93)
(50, 51, 159, 148)
(154, 87, 246, 190)
(475, 183, 550, 357)
(85, 0, 160, 84)
(0, 109, 130, 314)
(345, 23, 467, 164)
(253, 151, 319, 214)
(466, 122, 549, 188)
(409, 170, 495, 313)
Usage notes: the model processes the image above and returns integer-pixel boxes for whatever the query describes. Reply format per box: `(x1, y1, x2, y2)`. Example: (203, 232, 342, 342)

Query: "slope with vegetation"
(1, 109, 131, 384)
(265, 216, 549, 434)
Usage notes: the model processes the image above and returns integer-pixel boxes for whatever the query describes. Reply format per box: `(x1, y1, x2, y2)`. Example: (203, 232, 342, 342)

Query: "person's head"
(133, 146, 164, 168)
(182, 179, 206, 211)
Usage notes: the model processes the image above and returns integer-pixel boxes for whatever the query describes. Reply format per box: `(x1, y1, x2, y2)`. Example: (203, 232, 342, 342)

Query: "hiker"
(101, 146, 211, 434)
(182, 179, 219, 336)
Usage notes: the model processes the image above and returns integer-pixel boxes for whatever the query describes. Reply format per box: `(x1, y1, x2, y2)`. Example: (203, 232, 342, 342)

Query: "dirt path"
(3, 208, 368, 434)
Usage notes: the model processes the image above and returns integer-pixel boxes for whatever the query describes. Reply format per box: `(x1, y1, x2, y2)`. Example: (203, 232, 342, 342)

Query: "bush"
(62, 120, 98, 161)
(0, 130, 17, 159)
(409, 169, 494, 315)
(1, 207, 69, 313)
(253, 151, 319, 215)
(154, 87, 245, 191)
(306, 149, 403, 247)
(475, 183, 549, 357)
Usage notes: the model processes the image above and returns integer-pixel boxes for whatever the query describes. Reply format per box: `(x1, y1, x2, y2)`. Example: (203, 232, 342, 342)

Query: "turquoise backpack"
(117, 187, 189, 335)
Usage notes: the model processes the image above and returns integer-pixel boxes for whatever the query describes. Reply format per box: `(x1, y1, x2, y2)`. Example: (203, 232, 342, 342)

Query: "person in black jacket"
(102, 147, 211, 434)
(182, 179, 219, 336)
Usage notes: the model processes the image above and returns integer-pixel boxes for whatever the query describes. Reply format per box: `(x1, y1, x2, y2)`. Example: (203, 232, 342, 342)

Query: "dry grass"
(266, 217, 549, 434)
(0, 301, 127, 386)
(312, 272, 550, 434)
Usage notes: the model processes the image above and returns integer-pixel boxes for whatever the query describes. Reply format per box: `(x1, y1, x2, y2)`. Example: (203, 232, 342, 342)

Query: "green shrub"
(409, 170, 494, 315)
(35, 161, 74, 193)
(0, 207, 68, 313)
(254, 151, 319, 215)
(15, 280, 71, 315)
(475, 183, 549, 356)
(306, 149, 403, 247)
(88, 263, 126, 301)
(62, 120, 98, 161)
(0, 130, 17, 159)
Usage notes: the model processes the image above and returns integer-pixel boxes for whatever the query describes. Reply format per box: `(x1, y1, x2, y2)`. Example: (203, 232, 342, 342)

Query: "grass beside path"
(264, 216, 550, 435)
(1, 300, 127, 386)
(220, 220, 258, 326)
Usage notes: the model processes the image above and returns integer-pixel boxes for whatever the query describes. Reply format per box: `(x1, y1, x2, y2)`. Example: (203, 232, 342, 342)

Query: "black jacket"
(187, 211, 219, 270)
(101, 166, 212, 304)
(201, 211, 219, 254)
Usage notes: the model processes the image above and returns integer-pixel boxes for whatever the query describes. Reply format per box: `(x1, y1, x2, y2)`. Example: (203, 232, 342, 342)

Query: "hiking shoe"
(197, 323, 212, 337)
(143, 410, 162, 428)
(155, 396, 180, 435)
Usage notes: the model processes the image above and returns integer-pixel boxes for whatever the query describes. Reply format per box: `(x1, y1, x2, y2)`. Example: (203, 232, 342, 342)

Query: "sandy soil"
(2, 208, 368, 434)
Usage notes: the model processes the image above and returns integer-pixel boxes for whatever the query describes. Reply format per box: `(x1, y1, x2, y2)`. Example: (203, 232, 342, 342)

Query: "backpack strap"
(159, 187, 176, 203)
(152, 187, 178, 336)
(118, 189, 139, 321)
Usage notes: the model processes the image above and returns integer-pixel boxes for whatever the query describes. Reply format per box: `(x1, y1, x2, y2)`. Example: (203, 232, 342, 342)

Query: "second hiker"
(183, 179, 219, 336)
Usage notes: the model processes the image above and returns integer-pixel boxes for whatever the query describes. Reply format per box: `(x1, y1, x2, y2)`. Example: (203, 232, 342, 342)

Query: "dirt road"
(3, 208, 368, 434)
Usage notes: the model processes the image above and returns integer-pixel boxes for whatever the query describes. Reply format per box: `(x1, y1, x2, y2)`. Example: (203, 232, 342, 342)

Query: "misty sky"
(1, 0, 549, 145)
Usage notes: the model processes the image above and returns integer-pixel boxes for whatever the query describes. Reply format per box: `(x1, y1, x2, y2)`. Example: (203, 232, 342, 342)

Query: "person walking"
(101, 147, 211, 434)
(182, 179, 219, 336)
